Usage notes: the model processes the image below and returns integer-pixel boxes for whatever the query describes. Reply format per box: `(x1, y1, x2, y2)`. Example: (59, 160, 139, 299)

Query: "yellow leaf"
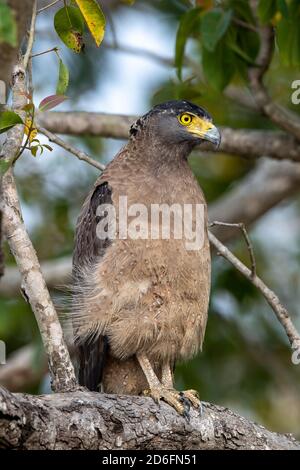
(271, 11, 282, 25)
(24, 117, 37, 142)
(75, 0, 105, 47)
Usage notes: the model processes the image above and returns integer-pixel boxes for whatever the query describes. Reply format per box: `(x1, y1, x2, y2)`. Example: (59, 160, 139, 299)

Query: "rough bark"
(1, 169, 77, 393)
(0, 387, 299, 450)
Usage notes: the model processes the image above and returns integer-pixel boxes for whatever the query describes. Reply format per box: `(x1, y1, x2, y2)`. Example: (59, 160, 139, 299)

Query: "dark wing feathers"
(73, 182, 112, 267)
(73, 181, 112, 391)
(78, 336, 109, 391)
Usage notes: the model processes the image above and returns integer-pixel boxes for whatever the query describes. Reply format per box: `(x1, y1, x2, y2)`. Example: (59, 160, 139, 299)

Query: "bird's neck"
(127, 136, 194, 176)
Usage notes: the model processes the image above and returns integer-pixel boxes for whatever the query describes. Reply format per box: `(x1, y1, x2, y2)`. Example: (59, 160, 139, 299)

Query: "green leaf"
(38, 95, 68, 111)
(43, 144, 53, 152)
(202, 40, 235, 91)
(0, 110, 23, 134)
(56, 59, 69, 95)
(54, 6, 85, 53)
(226, 26, 259, 65)
(200, 9, 232, 51)
(30, 146, 38, 157)
(228, 0, 255, 25)
(277, 0, 289, 18)
(75, 0, 106, 47)
(257, 0, 276, 24)
(0, 1, 17, 47)
(276, 2, 300, 66)
(175, 7, 202, 79)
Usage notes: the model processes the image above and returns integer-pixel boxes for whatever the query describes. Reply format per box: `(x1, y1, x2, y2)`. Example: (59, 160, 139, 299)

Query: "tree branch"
(37, 126, 105, 171)
(0, 387, 299, 450)
(208, 232, 300, 351)
(36, 111, 300, 163)
(0, 169, 77, 392)
(0, 255, 71, 297)
(22, 0, 37, 70)
(248, 23, 300, 141)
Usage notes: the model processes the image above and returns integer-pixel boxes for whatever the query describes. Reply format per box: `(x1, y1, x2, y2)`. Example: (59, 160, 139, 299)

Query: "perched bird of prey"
(72, 100, 220, 415)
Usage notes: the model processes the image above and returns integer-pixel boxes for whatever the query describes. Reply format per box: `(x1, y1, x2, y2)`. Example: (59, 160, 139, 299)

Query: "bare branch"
(37, 126, 105, 171)
(209, 221, 256, 278)
(0, 387, 299, 450)
(31, 46, 59, 59)
(37, 0, 61, 14)
(22, 0, 37, 70)
(208, 231, 300, 351)
(36, 111, 300, 163)
(0, 256, 71, 296)
(248, 24, 300, 141)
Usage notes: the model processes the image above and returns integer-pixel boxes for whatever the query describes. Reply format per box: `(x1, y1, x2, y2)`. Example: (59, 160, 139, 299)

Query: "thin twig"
(208, 231, 300, 351)
(232, 17, 258, 33)
(31, 47, 59, 59)
(37, 126, 105, 171)
(23, 0, 38, 70)
(37, 0, 61, 14)
(209, 221, 256, 278)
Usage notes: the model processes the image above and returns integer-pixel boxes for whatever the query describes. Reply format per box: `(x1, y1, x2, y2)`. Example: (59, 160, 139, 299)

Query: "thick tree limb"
(0, 387, 299, 450)
(36, 111, 300, 162)
(0, 169, 77, 392)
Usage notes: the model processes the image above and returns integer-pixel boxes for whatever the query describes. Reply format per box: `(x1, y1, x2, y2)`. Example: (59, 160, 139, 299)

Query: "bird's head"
(130, 100, 221, 151)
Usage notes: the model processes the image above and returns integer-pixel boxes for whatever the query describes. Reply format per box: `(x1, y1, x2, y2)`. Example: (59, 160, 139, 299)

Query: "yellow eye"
(179, 113, 193, 126)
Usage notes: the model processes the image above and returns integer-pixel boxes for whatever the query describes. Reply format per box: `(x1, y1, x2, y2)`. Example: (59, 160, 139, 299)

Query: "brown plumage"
(71, 100, 220, 414)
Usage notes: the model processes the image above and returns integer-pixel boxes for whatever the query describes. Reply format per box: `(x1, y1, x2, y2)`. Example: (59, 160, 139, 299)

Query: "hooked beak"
(202, 125, 221, 148)
(187, 116, 221, 148)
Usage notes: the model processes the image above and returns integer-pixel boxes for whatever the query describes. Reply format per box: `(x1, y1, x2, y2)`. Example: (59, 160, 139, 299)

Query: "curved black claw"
(179, 392, 191, 421)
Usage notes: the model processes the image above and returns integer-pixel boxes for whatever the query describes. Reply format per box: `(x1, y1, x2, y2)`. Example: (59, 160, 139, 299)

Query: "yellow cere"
(178, 113, 213, 135)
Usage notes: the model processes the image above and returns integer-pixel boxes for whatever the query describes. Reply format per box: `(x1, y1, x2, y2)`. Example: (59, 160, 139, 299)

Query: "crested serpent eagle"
(71, 100, 221, 415)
